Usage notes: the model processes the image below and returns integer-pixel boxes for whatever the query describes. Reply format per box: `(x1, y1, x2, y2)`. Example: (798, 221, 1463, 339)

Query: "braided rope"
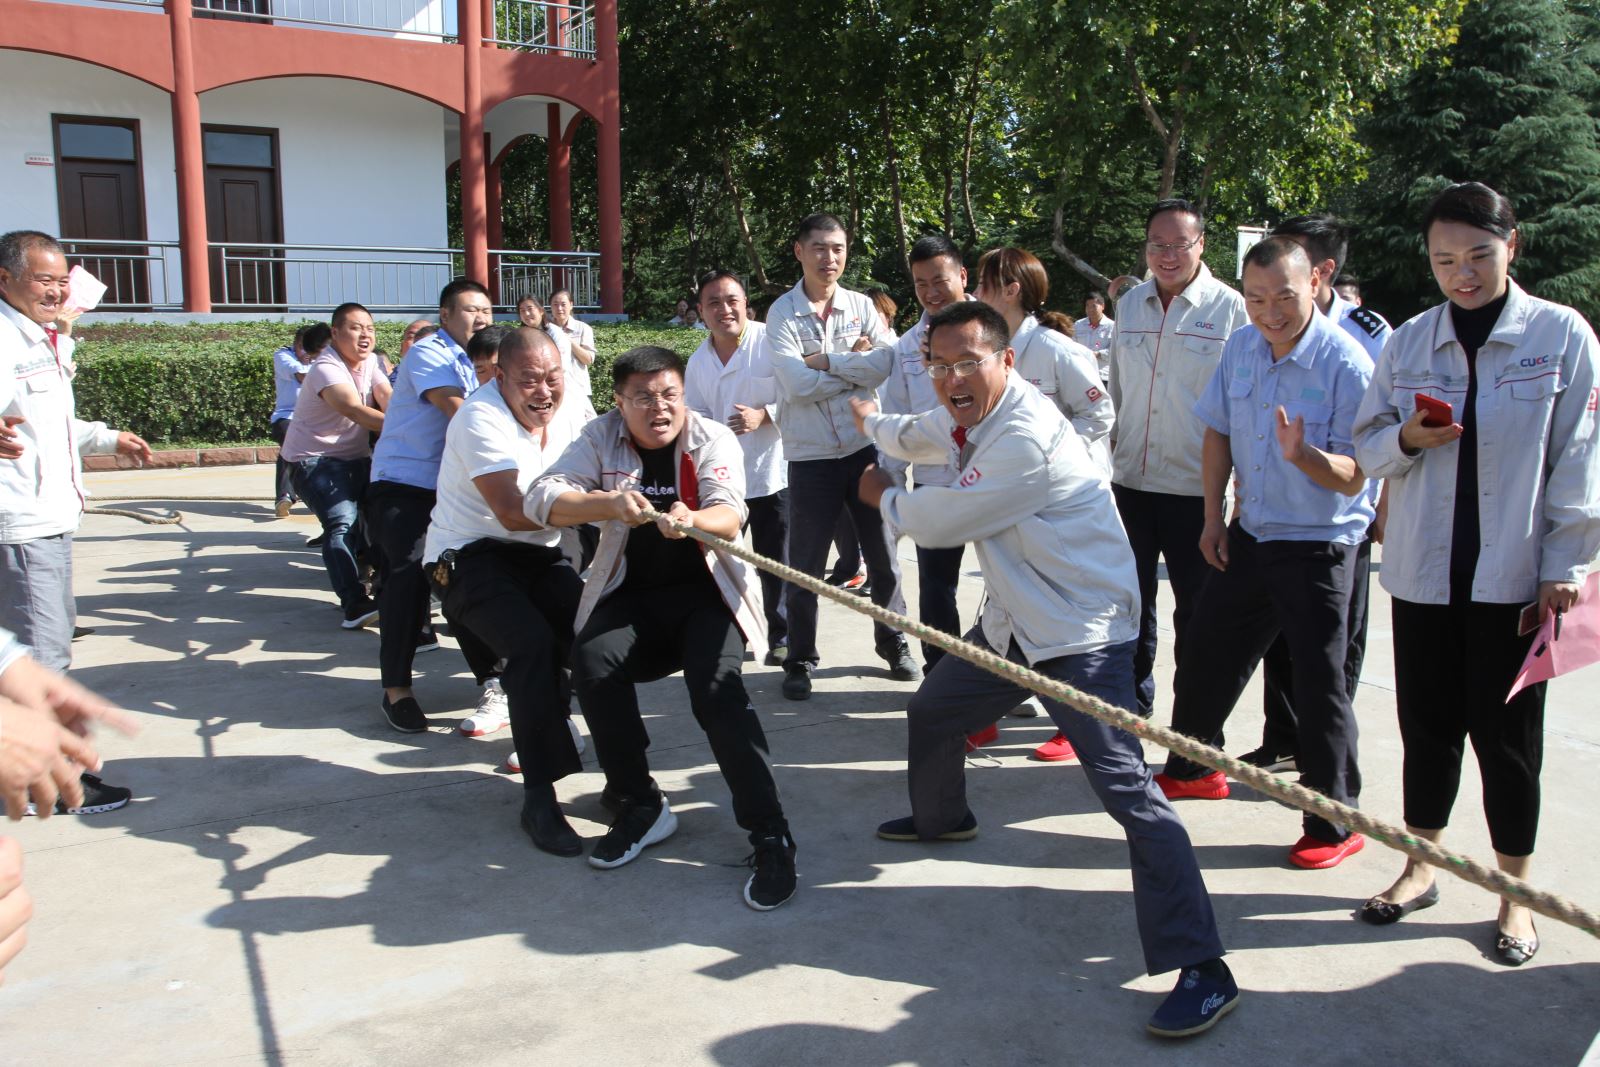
(85, 494, 279, 525)
(642, 505, 1600, 938)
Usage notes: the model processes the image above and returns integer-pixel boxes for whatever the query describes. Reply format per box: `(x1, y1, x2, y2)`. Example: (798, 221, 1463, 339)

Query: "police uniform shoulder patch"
(1348, 306, 1388, 337)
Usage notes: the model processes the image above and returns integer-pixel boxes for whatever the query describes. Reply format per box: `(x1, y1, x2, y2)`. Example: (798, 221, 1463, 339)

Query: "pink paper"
(65, 265, 107, 313)
(1507, 571, 1600, 700)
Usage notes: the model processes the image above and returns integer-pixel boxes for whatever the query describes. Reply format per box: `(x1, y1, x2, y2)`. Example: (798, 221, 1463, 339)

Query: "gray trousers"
(0, 533, 75, 671)
(906, 629, 1225, 975)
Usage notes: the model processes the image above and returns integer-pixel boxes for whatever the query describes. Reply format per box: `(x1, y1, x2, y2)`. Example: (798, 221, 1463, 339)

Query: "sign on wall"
(24, 154, 54, 167)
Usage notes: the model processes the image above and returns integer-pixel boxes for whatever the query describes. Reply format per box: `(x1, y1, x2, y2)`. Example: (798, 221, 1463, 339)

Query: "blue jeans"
(904, 630, 1224, 975)
(289, 455, 370, 611)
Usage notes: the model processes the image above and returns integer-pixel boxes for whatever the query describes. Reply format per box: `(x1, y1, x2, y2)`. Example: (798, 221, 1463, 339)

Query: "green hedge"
(71, 320, 706, 446)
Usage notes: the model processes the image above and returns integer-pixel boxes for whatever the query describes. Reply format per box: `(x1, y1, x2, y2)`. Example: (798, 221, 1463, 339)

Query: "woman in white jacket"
(1351, 182, 1600, 965)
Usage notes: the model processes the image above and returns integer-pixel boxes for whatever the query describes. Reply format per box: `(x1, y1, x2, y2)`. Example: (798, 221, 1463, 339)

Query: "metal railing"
(489, 0, 595, 58)
(189, 0, 453, 39)
(492, 248, 599, 310)
(212, 242, 599, 311)
(59, 239, 184, 310)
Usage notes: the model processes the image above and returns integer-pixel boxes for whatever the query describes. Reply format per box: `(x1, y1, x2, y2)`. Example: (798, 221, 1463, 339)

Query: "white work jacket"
(1012, 314, 1115, 474)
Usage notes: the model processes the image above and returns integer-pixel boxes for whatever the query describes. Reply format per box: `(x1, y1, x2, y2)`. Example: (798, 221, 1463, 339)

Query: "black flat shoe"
(1359, 882, 1440, 925)
(1494, 930, 1539, 966)
(521, 800, 583, 857)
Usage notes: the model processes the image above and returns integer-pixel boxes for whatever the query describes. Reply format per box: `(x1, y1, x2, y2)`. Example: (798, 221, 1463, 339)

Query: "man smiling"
(853, 300, 1236, 1038)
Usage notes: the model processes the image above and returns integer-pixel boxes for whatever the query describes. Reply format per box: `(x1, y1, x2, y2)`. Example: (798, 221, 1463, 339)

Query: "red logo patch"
(1588, 388, 1598, 413)
(1086, 387, 1103, 402)
(710, 465, 731, 480)
(958, 467, 983, 488)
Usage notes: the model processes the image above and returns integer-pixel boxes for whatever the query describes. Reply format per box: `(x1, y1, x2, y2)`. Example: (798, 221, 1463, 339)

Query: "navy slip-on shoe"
(1147, 960, 1239, 1038)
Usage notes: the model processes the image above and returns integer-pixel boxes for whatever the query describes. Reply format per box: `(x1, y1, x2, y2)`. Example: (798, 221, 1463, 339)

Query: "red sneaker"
(1032, 732, 1077, 762)
(1289, 832, 1365, 869)
(965, 723, 1000, 752)
(1154, 770, 1230, 800)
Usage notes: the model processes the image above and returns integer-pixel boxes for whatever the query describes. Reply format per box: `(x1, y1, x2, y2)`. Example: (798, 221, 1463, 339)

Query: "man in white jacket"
(854, 300, 1236, 1039)
(0, 230, 151, 814)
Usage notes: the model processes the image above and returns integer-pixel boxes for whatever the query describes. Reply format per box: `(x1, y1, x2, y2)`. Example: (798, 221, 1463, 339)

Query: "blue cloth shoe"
(1147, 960, 1238, 1038)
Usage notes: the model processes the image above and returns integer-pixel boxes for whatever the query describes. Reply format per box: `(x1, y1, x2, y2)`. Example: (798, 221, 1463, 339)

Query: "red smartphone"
(1415, 393, 1453, 428)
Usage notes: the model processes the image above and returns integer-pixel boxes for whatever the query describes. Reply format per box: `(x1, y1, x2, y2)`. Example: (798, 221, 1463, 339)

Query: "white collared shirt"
(1107, 263, 1248, 495)
(684, 321, 786, 498)
(555, 316, 595, 399)
(1074, 316, 1114, 381)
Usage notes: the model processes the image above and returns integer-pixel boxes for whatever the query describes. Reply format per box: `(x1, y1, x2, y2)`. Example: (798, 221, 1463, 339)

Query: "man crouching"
(525, 346, 798, 911)
(854, 302, 1237, 1037)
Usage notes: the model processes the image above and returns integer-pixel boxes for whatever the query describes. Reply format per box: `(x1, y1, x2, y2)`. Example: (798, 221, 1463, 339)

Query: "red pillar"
(486, 135, 503, 301)
(595, 0, 623, 314)
(168, 0, 210, 312)
(547, 104, 572, 251)
(481, 0, 496, 47)
(460, 0, 490, 287)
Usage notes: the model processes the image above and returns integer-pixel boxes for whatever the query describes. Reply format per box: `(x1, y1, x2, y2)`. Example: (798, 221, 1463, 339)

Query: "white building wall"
(201, 76, 450, 309)
(0, 51, 184, 303)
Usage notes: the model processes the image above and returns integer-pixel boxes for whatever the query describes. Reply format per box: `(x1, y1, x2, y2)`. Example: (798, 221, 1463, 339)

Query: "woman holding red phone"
(1352, 182, 1600, 964)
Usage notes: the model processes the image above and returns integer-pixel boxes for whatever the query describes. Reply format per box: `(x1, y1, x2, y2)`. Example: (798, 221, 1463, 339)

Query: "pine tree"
(1347, 0, 1600, 325)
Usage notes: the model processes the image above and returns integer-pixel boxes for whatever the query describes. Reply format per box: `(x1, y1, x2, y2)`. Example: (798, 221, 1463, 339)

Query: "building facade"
(0, 0, 623, 314)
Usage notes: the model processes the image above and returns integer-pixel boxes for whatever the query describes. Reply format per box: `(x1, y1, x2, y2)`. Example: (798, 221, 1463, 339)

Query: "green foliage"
(1347, 0, 1600, 324)
(69, 320, 700, 444)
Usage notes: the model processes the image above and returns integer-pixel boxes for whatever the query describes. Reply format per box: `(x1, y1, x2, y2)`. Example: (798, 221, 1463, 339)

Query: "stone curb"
(83, 445, 278, 472)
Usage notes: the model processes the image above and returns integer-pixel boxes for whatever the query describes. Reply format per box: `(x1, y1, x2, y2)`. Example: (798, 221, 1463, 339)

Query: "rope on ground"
(641, 505, 1600, 939)
(85, 494, 278, 525)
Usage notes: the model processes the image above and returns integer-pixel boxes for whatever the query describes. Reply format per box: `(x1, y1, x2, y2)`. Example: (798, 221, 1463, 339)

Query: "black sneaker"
(520, 795, 583, 857)
(1147, 959, 1239, 1038)
(598, 778, 658, 818)
(589, 796, 677, 869)
(61, 772, 132, 815)
(743, 829, 798, 911)
(876, 810, 978, 842)
(781, 663, 813, 701)
(306, 532, 326, 548)
(342, 597, 380, 629)
(415, 627, 440, 653)
(381, 695, 427, 733)
(1236, 746, 1296, 773)
(880, 640, 923, 682)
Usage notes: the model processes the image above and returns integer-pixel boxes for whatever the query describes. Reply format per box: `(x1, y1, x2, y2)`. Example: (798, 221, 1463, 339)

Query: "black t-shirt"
(622, 441, 713, 591)
(1447, 290, 1510, 603)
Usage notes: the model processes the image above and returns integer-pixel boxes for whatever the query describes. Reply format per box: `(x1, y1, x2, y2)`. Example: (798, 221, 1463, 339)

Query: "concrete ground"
(2, 463, 1598, 1066)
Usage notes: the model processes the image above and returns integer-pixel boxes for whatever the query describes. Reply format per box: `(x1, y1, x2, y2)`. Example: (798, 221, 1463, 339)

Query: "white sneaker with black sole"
(589, 797, 677, 869)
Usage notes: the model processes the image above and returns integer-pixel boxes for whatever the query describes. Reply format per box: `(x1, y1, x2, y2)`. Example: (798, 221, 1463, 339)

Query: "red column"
(547, 104, 572, 251)
(168, 0, 210, 312)
(460, 0, 490, 286)
(595, 0, 623, 314)
(481, 0, 496, 47)
(486, 135, 503, 302)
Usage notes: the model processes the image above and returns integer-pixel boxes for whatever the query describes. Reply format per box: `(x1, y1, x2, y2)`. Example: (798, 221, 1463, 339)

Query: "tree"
(1348, 0, 1600, 324)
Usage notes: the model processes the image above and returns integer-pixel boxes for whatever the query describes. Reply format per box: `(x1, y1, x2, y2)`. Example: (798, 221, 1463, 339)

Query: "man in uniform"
(1107, 200, 1248, 719)
(1074, 290, 1114, 383)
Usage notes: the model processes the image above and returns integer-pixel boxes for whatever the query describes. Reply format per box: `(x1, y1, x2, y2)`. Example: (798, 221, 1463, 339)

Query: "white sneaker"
(460, 678, 510, 736)
(505, 750, 521, 774)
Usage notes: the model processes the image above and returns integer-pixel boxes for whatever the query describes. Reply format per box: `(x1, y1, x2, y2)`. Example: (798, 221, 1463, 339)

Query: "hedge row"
(71, 320, 705, 446)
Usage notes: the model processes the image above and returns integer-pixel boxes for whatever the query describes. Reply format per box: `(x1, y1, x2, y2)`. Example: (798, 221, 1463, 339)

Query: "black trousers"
(1164, 526, 1360, 843)
(1257, 535, 1373, 755)
(915, 544, 965, 671)
(367, 481, 435, 689)
(745, 489, 790, 650)
(1111, 484, 1211, 717)
(572, 579, 785, 837)
(1392, 598, 1545, 856)
(435, 540, 584, 786)
(269, 418, 295, 503)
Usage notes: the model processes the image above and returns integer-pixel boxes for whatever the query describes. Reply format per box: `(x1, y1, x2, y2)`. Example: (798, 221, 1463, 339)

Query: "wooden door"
(53, 116, 149, 308)
(203, 127, 283, 308)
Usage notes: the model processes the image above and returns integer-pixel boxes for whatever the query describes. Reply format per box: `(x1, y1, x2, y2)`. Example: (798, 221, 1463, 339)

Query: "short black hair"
(301, 322, 333, 354)
(795, 212, 847, 244)
(909, 234, 962, 268)
(925, 300, 1010, 355)
(612, 345, 684, 394)
(1422, 181, 1517, 241)
(0, 230, 64, 278)
(331, 301, 370, 327)
(1145, 198, 1205, 234)
(1333, 273, 1361, 293)
(467, 322, 515, 362)
(1272, 213, 1350, 275)
(1241, 235, 1312, 276)
(1086, 290, 1107, 306)
(439, 278, 490, 309)
(696, 270, 745, 301)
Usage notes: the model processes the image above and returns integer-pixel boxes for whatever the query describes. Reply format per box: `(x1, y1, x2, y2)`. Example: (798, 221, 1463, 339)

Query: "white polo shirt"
(423, 382, 582, 561)
(555, 316, 596, 400)
(1107, 263, 1247, 495)
(684, 320, 786, 499)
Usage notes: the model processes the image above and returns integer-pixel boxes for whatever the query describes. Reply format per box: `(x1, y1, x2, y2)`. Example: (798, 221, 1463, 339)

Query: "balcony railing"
(60, 239, 184, 311)
(191, 0, 451, 39)
(213, 242, 599, 311)
(489, 0, 594, 58)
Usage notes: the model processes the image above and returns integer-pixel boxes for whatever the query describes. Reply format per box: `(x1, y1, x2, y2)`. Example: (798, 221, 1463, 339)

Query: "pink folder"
(1507, 572, 1600, 701)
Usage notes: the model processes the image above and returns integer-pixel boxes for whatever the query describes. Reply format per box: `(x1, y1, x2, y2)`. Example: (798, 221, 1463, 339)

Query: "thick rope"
(641, 506, 1600, 939)
(85, 493, 279, 526)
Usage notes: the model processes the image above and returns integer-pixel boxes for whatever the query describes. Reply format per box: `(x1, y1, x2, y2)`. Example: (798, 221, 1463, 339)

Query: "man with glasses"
(527, 346, 798, 911)
(854, 300, 1237, 1038)
(1108, 199, 1247, 720)
(764, 212, 917, 701)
